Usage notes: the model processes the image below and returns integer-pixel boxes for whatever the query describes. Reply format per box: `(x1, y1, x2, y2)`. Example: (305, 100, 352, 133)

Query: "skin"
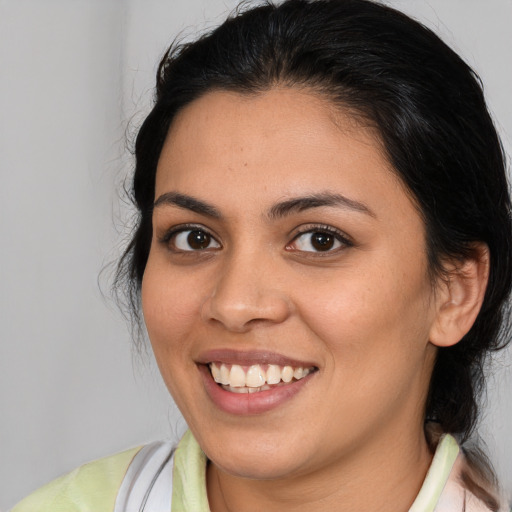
(141, 88, 485, 511)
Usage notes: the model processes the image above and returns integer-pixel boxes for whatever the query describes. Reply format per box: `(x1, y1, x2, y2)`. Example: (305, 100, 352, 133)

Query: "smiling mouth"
(208, 362, 317, 394)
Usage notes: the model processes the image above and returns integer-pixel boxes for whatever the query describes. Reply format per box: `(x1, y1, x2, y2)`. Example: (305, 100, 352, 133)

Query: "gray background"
(1, 0, 511, 509)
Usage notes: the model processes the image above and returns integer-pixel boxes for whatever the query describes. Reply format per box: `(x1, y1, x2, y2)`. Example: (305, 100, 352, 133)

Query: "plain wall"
(1, 0, 511, 509)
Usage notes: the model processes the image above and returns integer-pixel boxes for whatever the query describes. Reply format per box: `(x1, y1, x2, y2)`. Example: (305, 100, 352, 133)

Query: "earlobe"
(429, 244, 490, 348)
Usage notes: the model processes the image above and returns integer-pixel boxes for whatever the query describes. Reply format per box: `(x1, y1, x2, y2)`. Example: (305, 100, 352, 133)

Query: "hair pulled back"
(118, 0, 511, 472)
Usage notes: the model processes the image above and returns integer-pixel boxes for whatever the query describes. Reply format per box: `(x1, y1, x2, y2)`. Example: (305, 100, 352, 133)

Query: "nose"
(201, 252, 292, 332)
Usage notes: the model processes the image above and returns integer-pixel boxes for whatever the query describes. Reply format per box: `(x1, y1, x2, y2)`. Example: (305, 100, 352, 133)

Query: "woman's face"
(142, 88, 440, 480)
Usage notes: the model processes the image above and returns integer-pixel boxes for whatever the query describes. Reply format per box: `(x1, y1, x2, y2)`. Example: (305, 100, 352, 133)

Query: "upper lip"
(196, 349, 318, 368)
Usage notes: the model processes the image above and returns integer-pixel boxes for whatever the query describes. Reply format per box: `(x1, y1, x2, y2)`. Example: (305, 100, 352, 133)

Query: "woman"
(12, 0, 511, 510)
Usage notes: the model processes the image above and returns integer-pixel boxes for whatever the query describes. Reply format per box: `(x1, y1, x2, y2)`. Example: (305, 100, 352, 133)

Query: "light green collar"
(171, 430, 210, 512)
(409, 434, 460, 511)
(171, 431, 460, 512)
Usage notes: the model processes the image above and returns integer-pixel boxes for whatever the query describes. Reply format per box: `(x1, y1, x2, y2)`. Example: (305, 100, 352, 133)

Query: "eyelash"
(287, 224, 353, 255)
(158, 223, 353, 254)
(158, 224, 221, 252)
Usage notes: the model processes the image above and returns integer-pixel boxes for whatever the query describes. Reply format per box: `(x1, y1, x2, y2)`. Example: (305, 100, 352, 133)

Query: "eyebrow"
(153, 190, 375, 220)
(267, 192, 375, 220)
(153, 192, 222, 218)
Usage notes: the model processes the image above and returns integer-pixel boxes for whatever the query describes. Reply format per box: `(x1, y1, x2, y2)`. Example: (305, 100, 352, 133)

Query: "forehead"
(155, 87, 414, 222)
(161, 87, 383, 161)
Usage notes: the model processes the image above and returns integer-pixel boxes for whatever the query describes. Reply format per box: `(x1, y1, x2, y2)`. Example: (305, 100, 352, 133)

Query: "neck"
(207, 421, 433, 512)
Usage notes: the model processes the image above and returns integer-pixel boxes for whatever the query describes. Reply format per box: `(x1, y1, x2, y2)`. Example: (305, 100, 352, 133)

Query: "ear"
(429, 243, 490, 348)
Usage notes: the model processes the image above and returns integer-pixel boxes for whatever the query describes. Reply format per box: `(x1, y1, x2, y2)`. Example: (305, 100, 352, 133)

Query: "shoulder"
(434, 443, 508, 512)
(412, 433, 508, 512)
(114, 440, 176, 511)
(436, 471, 509, 512)
(11, 446, 142, 512)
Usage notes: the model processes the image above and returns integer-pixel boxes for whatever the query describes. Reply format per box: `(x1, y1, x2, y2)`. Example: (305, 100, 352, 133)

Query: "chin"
(212, 452, 307, 481)
(201, 428, 316, 480)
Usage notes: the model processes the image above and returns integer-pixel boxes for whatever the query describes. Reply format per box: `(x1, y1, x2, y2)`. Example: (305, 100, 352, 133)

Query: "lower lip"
(199, 365, 315, 415)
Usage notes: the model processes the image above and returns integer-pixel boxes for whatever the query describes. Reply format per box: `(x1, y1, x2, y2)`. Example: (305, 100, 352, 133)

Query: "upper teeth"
(209, 362, 312, 388)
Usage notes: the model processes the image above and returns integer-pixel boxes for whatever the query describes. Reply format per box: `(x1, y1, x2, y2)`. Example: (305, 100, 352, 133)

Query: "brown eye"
(188, 230, 211, 249)
(290, 229, 346, 253)
(172, 229, 221, 251)
(311, 232, 335, 251)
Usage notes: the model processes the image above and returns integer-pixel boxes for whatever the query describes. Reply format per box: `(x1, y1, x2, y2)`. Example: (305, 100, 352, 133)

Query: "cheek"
(140, 260, 208, 411)
(296, 258, 434, 369)
(141, 259, 203, 357)
(297, 269, 435, 432)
